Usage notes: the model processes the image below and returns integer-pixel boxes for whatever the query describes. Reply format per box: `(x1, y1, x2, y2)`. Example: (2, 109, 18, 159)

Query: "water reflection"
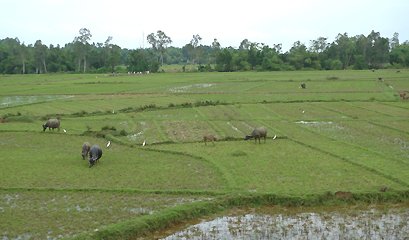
(162, 208, 409, 239)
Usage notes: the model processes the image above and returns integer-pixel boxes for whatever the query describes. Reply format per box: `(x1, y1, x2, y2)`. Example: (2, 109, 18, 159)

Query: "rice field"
(0, 70, 408, 239)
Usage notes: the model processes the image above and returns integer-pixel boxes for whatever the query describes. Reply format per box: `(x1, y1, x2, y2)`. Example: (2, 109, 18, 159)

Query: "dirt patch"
(334, 191, 353, 200)
(163, 121, 213, 142)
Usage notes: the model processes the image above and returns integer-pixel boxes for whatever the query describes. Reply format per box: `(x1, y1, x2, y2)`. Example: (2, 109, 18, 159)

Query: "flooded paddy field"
(157, 204, 409, 240)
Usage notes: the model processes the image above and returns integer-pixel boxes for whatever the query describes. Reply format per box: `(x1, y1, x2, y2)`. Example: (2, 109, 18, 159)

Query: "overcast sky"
(1, 0, 408, 51)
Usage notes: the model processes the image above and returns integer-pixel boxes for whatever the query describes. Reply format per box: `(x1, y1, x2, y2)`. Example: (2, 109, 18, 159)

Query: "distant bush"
(326, 76, 339, 80)
(72, 110, 88, 117)
(120, 107, 133, 113)
(139, 104, 157, 111)
(1, 112, 35, 123)
(181, 102, 192, 107)
(194, 100, 220, 107)
(102, 125, 116, 131)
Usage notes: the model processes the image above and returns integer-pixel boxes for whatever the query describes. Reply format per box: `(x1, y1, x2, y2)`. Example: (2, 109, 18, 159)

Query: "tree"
(248, 42, 263, 69)
(211, 38, 221, 64)
(34, 40, 48, 73)
(366, 30, 389, 68)
(17, 42, 30, 74)
(127, 49, 159, 73)
(73, 28, 92, 72)
(190, 34, 202, 64)
(215, 48, 233, 72)
(47, 44, 65, 72)
(334, 33, 355, 69)
(273, 43, 282, 54)
(288, 41, 308, 70)
(0, 38, 31, 74)
(391, 32, 399, 49)
(146, 30, 172, 65)
(104, 36, 121, 71)
(181, 43, 194, 63)
(239, 39, 251, 50)
(260, 45, 284, 71)
(390, 42, 409, 67)
(309, 37, 328, 53)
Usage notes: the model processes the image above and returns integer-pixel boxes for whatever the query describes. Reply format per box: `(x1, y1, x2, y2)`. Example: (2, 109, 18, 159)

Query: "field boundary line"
(141, 147, 237, 190)
(193, 107, 226, 137)
(345, 102, 397, 118)
(380, 101, 409, 110)
(0, 187, 226, 196)
(287, 137, 409, 188)
(316, 103, 357, 119)
(294, 121, 409, 166)
(368, 121, 409, 136)
(153, 120, 171, 142)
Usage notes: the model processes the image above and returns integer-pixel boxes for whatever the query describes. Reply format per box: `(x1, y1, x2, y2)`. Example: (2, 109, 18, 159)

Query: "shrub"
(102, 125, 116, 131)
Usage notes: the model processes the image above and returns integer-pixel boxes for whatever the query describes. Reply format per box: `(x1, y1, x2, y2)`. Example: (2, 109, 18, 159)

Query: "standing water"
(161, 207, 409, 239)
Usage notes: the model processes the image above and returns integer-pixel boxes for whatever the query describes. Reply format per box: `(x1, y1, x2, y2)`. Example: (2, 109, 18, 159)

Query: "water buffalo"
(245, 127, 267, 144)
(399, 91, 408, 100)
(203, 134, 217, 145)
(42, 118, 60, 131)
(81, 142, 91, 160)
(89, 145, 102, 168)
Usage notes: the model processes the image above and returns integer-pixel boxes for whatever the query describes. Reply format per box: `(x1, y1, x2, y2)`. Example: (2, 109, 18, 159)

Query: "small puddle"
(160, 206, 409, 239)
(169, 84, 215, 93)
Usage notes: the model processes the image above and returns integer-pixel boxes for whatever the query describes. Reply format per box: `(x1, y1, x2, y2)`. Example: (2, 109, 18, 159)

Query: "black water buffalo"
(88, 145, 102, 167)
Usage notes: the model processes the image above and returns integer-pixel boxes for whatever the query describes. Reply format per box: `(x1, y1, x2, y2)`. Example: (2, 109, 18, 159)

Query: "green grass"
(1, 69, 409, 239)
(0, 189, 214, 239)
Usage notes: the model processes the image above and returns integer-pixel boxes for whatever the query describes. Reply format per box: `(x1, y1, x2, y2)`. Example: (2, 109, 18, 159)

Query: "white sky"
(1, 0, 408, 51)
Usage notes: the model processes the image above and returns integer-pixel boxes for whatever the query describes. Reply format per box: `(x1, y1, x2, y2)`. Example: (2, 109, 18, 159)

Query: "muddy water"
(160, 206, 409, 239)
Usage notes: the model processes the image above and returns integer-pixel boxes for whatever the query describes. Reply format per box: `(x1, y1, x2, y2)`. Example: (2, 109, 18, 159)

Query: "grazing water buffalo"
(203, 134, 217, 145)
(81, 142, 91, 160)
(245, 127, 267, 144)
(89, 145, 102, 168)
(399, 91, 409, 100)
(42, 118, 60, 131)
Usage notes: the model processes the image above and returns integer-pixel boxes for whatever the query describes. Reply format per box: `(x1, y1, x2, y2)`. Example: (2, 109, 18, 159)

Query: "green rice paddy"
(0, 70, 408, 239)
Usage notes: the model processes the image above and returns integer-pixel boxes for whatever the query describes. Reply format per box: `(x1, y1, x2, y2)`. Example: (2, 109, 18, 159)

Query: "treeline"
(1, 29, 408, 74)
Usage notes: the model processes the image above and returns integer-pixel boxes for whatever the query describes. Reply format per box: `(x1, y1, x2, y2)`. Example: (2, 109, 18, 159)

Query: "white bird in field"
(63, 129, 67, 133)
(106, 141, 111, 148)
(273, 135, 277, 140)
(142, 140, 146, 146)
(112, 109, 115, 114)
(302, 110, 305, 113)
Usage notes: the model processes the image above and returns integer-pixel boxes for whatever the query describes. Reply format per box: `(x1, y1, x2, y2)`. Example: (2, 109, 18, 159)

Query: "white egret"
(106, 141, 111, 148)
